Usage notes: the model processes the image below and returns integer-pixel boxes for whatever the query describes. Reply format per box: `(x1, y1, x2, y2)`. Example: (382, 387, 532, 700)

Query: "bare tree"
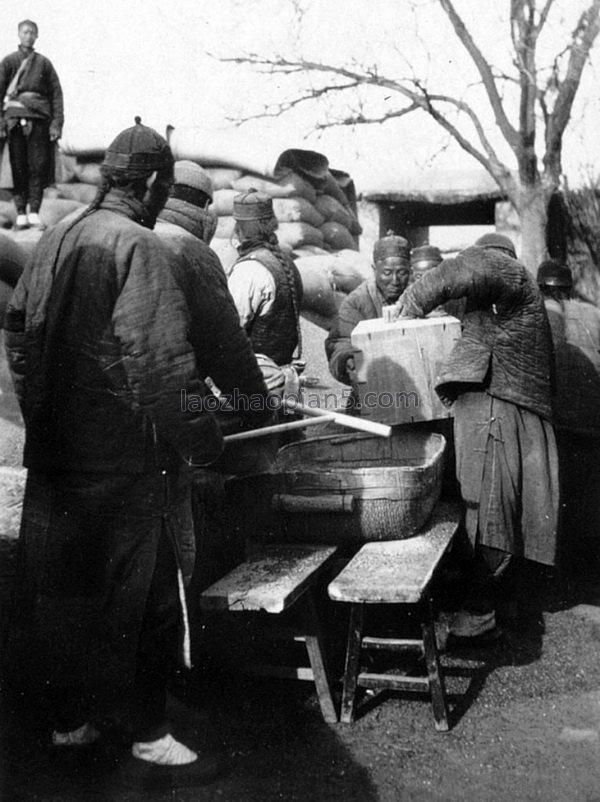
(221, 0, 600, 271)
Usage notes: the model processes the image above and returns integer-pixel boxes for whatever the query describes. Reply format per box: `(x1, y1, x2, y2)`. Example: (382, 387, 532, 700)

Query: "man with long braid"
(3, 119, 269, 790)
(227, 189, 304, 397)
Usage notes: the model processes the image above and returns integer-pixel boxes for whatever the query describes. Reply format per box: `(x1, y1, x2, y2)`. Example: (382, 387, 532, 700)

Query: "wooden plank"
(327, 502, 461, 605)
(357, 673, 429, 691)
(362, 636, 423, 651)
(303, 587, 338, 724)
(199, 543, 338, 614)
(422, 614, 450, 732)
(340, 603, 364, 725)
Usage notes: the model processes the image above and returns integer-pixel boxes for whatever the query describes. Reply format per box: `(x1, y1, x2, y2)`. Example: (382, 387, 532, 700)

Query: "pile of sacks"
(34, 137, 372, 329)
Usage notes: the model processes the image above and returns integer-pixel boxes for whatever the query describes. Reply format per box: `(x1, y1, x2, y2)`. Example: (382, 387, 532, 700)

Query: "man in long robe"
(396, 234, 558, 643)
(4, 120, 269, 789)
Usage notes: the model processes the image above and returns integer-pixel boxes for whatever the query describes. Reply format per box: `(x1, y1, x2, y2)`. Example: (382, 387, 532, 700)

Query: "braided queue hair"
(234, 217, 302, 360)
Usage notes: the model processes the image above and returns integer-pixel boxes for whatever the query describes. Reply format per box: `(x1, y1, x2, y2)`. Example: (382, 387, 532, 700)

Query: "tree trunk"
(515, 185, 549, 273)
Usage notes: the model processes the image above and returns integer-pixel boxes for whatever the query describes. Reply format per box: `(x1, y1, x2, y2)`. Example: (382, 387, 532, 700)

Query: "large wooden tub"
(224, 428, 446, 546)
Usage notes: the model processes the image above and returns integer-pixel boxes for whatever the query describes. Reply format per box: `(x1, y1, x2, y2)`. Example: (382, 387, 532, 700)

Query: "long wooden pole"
(222, 401, 392, 444)
(283, 400, 392, 438)
(223, 414, 336, 443)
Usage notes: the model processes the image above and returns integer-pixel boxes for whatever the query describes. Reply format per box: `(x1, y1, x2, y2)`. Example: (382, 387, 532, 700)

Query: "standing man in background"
(0, 19, 63, 231)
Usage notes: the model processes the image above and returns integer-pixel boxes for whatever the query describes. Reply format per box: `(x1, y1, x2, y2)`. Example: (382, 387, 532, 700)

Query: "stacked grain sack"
(166, 134, 370, 329)
(56, 129, 371, 329)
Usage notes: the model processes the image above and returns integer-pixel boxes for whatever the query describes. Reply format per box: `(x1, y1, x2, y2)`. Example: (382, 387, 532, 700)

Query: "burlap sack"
(315, 194, 361, 234)
(273, 197, 325, 229)
(276, 221, 324, 250)
(53, 182, 98, 205)
(40, 199, 86, 228)
(204, 167, 243, 190)
(215, 214, 236, 240)
(211, 189, 237, 217)
(321, 221, 356, 252)
(232, 172, 317, 204)
(295, 258, 338, 318)
(72, 160, 103, 186)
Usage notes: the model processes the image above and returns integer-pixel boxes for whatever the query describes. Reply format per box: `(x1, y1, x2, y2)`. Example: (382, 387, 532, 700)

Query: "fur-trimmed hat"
(101, 117, 173, 180)
(474, 233, 517, 259)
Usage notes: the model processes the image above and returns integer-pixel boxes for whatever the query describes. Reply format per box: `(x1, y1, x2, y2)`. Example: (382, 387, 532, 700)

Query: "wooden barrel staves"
(224, 429, 447, 547)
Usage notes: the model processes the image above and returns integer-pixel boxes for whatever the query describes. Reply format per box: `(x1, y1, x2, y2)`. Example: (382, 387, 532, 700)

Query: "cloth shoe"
(450, 609, 496, 638)
(52, 722, 101, 747)
(14, 214, 29, 231)
(132, 733, 197, 765)
(27, 212, 46, 231)
(121, 734, 227, 790)
(446, 609, 503, 649)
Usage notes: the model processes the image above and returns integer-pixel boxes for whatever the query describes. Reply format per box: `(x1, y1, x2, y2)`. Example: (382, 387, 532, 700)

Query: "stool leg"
(422, 600, 449, 732)
(303, 587, 338, 724)
(340, 603, 364, 724)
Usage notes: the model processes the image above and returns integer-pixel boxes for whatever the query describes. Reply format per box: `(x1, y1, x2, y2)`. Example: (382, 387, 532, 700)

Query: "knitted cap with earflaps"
(101, 116, 173, 179)
(233, 189, 274, 221)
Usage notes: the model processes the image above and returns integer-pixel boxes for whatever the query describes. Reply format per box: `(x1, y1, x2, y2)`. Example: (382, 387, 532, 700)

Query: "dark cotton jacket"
(397, 246, 554, 421)
(4, 192, 228, 473)
(154, 210, 270, 424)
(0, 48, 64, 133)
(325, 278, 384, 384)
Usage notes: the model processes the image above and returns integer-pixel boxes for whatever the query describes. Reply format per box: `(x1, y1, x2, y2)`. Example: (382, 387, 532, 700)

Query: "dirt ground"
(3, 562, 600, 801)
(3, 316, 600, 801)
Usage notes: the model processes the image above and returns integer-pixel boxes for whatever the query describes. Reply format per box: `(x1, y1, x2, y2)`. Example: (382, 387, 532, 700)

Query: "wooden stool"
(328, 501, 461, 731)
(199, 542, 339, 723)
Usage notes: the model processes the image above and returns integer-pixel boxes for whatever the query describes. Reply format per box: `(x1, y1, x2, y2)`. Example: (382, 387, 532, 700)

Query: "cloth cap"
(411, 245, 442, 270)
(233, 189, 274, 221)
(537, 260, 573, 288)
(474, 233, 516, 258)
(373, 232, 410, 262)
(102, 117, 173, 179)
(173, 160, 213, 200)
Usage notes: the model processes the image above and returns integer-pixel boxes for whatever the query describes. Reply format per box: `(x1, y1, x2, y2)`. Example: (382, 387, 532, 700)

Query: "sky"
(1, 0, 598, 191)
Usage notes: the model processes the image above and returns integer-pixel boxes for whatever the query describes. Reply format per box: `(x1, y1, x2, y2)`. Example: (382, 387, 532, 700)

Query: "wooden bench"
(327, 501, 461, 730)
(199, 542, 339, 723)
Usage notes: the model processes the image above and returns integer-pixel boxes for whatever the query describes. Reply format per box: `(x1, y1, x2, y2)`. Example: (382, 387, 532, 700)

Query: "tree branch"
(314, 104, 421, 128)
(535, 0, 555, 35)
(219, 51, 515, 193)
(227, 80, 363, 124)
(438, 0, 520, 152)
(511, 0, 539, 184)
(544, 0, 600, 183)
